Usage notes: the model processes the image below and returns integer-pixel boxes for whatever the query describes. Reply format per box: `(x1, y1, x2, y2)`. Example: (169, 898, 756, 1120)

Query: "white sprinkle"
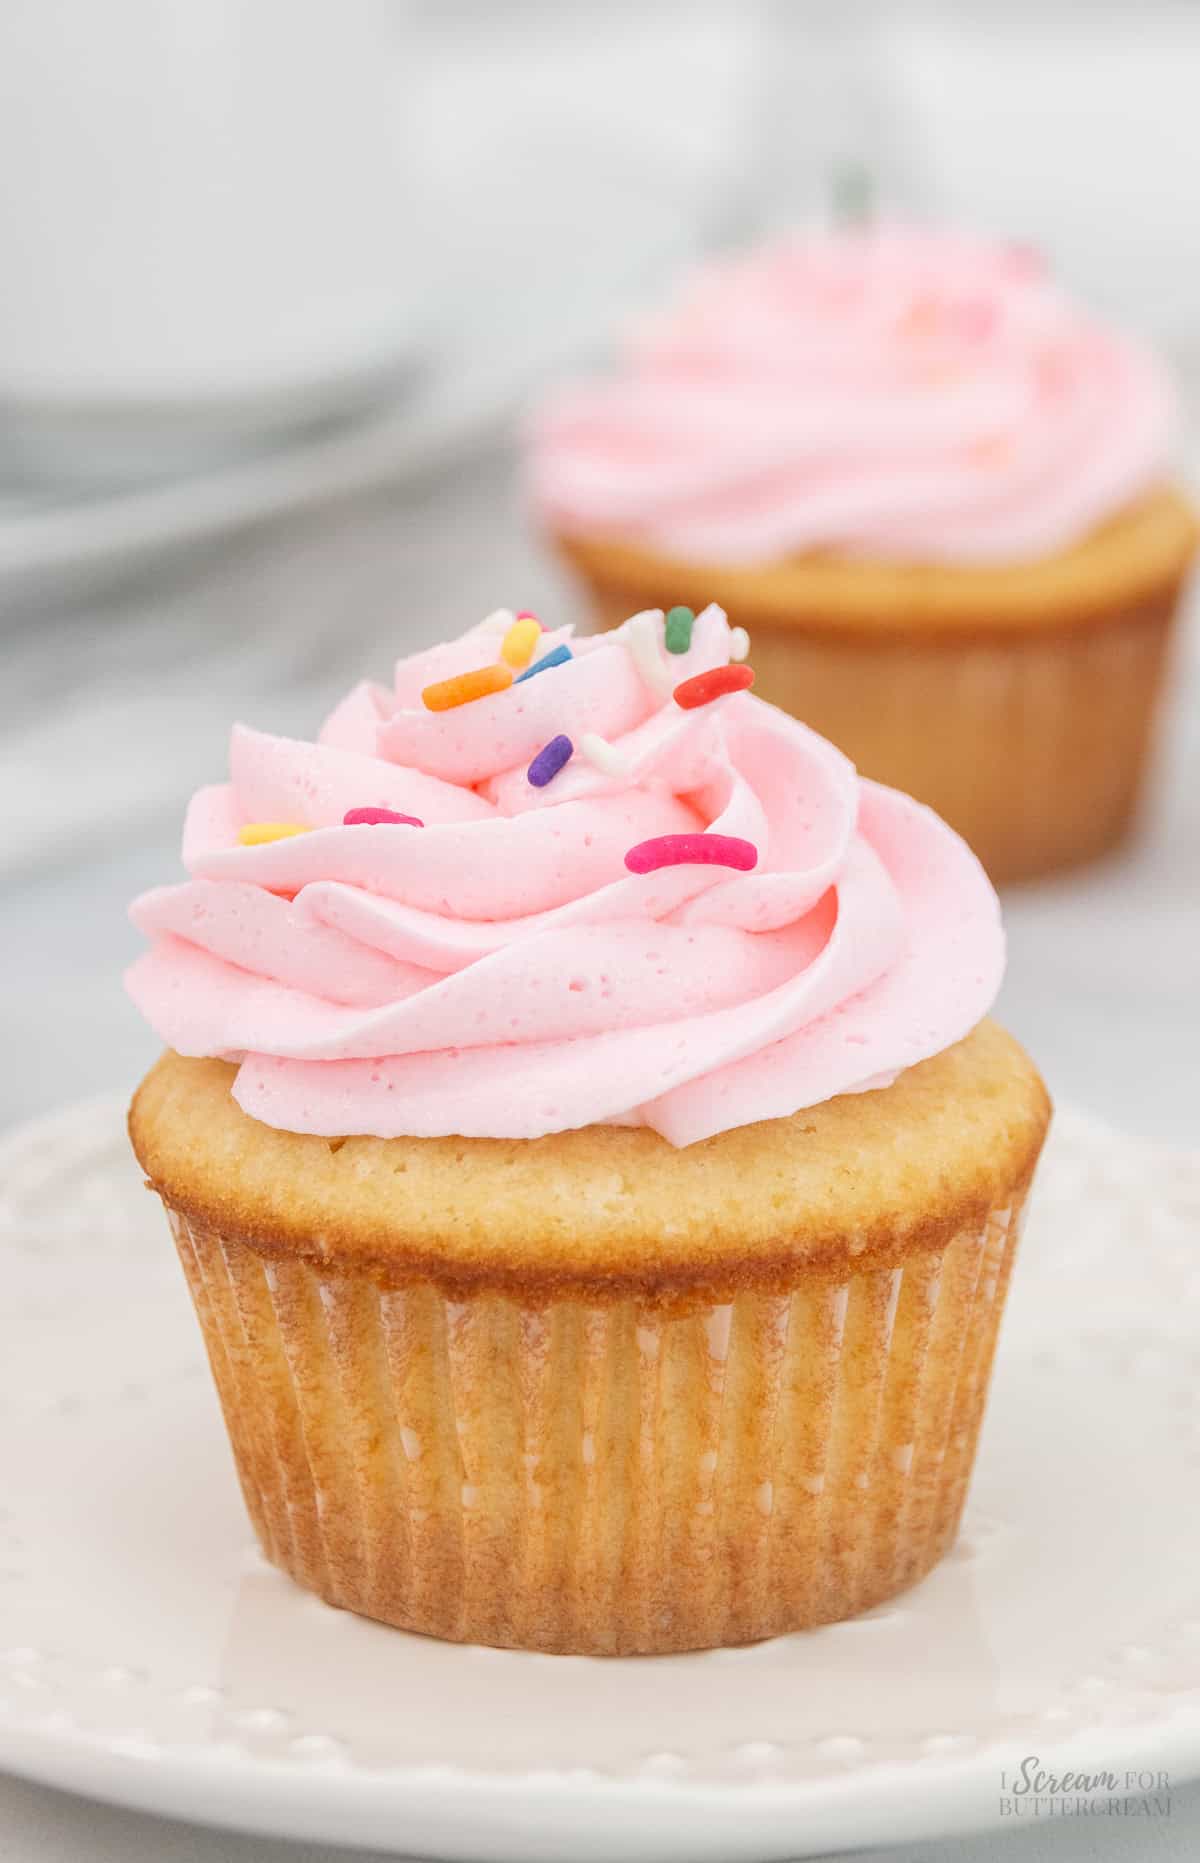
(622, 609, 672, 696)
(478, 607, 516, 635)
(728, 625, 751, 661)
(578, 731, 633, 779)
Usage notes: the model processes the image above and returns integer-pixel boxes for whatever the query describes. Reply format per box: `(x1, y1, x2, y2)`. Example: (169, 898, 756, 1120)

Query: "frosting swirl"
(126, 606, 1003, 1145)
(529, 226, 1172, 564)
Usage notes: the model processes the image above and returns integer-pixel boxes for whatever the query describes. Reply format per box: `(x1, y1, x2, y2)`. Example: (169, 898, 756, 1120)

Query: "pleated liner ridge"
(166, 1192, 1026, 1655)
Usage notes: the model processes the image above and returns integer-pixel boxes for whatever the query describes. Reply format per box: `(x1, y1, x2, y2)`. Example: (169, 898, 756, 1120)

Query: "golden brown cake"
(530, 229, 1197, 882)
(130, 1020, 1048, 1655)
(125, 603, 1046, 1653)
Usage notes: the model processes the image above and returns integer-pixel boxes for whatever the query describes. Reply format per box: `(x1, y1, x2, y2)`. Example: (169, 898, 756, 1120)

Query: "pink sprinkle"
(625, 833, 758, 875)
(343, 807, 424, 827)
(515, 609, 543, 626)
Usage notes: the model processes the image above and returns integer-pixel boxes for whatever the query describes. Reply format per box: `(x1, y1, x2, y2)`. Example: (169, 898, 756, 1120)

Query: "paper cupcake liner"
(164, 1187, 1027, 1655)
(583, 583, 1182, 884)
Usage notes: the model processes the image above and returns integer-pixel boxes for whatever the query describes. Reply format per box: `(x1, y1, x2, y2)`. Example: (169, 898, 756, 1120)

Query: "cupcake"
(127, 604, 1049, 1654)
(529, 227, 1197, 883)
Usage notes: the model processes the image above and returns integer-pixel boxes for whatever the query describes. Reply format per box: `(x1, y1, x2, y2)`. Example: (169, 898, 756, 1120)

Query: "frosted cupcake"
(530, 227, 1196, 882)
(127, 604, 1049, 1654)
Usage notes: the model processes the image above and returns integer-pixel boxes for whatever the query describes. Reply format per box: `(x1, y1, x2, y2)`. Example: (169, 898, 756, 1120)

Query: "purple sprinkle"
(527, 734, 574, 788)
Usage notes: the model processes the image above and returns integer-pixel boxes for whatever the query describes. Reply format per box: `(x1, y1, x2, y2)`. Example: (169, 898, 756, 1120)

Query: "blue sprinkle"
(515, 642, 573, 683)
(527, 734, 574, 788)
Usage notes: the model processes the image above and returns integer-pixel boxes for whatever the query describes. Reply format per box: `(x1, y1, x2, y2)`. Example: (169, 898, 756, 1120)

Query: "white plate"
(0, 1098, 1197, 1861)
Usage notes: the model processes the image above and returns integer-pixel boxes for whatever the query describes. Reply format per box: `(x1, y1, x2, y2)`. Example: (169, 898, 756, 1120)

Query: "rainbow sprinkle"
(728, 626, 751, 662)
(623, 609, 672, 696)
(527, 734, 574, 788)
(578, 731, 633, 779)
(625, 833, 758, 875)
(422, 663, 513, 711)
(673, 664, 754, 710)
(501, 616, 541, 668)
(343, 807, 424, 827)
(515, 642, 573, 684)
(237, 822, 308, 846)
(664, 606, 695, 654)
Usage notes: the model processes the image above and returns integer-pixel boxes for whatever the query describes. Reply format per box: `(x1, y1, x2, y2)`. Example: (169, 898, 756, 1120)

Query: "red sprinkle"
(625, 833, 758, 875)
(343, 807, 424, 827)
(673, 664, 755, 709)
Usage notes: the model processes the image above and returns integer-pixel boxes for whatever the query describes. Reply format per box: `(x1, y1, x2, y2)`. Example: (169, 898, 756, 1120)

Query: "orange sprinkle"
(422, 663, 513, 711)
(500, 616, 541, 669)
(237, 822, 309, 846)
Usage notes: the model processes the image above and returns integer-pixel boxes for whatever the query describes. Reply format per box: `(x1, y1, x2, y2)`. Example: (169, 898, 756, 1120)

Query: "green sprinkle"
(664, 606, 695, 654)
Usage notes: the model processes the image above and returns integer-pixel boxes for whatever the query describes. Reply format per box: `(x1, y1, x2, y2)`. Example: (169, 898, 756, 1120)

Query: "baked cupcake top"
(529, 226, 1173, 565)
(126, 605, 1003, 1146)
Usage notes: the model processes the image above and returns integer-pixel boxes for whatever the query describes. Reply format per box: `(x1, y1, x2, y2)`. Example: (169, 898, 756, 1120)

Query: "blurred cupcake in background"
(529, 227, 1197, 882)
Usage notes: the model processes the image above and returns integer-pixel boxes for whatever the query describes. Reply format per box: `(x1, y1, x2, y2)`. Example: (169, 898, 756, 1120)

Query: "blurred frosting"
(529, 226, 1174, 564)
(126, 607, 1004, 1146)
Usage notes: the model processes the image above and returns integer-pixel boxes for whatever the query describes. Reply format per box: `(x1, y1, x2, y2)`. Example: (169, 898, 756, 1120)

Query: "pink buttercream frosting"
(529, 226, 1173, 564)
(126, 606, 1004, 1145)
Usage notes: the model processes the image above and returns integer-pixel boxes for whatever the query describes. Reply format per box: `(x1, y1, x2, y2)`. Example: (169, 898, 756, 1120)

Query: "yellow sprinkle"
(237, 821, 309, 846)
(500, 616, 541, 669)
